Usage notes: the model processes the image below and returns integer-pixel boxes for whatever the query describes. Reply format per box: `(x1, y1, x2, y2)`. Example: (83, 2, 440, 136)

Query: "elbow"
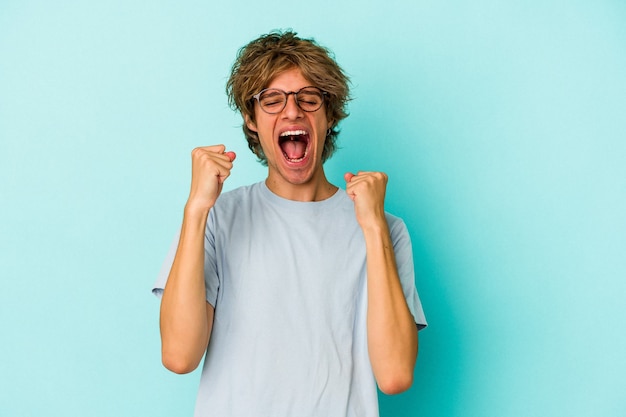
(161, 350, 200, 375)
(375, 339, 418, 395)
(163, 359, 197, 375)
(377, 371, 414, 395)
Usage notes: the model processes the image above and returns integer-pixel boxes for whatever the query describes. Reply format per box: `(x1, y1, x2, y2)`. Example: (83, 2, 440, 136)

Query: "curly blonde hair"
(226, 30, 351, 164)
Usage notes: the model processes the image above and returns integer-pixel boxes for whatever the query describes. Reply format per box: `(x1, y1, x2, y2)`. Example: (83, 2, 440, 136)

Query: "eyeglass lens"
(257, 87, 324, 114)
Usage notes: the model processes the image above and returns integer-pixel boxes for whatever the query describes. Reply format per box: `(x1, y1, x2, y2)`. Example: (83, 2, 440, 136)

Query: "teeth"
(284, 151, 307, 162)
(280, 130, 307, 137)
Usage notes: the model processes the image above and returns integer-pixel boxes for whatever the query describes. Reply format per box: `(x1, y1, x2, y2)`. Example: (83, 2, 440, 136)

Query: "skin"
(244, 68, 336, 201)
(159, 67, 418, 394)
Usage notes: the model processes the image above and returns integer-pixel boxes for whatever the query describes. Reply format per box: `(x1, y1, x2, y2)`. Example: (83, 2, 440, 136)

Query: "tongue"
(282, 140, 306, 160)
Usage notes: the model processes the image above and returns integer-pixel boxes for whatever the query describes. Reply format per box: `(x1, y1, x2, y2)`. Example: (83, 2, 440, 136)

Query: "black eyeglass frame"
(251, 86, 328, 114)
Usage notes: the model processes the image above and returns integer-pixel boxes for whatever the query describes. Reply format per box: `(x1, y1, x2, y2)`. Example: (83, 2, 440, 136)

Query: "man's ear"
(327, 119, 334, 132)
(245, 114, 258, 133)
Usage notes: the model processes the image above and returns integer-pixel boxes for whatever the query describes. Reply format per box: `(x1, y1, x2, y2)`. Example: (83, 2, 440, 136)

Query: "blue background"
(1, 1, 625, 416)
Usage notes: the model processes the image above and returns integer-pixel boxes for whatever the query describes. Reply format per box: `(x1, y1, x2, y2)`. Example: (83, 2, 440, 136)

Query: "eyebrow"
(261, 89, 284, 97)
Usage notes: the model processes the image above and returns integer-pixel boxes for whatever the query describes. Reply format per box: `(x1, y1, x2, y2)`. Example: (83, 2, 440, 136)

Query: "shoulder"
(385, 212, 407, 234)
(207, 183, 264, 229)
(383, 212, 413, 252)
(214, 182, 263, 208)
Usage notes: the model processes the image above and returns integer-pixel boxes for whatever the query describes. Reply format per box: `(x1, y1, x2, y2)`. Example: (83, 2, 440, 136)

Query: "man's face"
(246, 68, 332, 193)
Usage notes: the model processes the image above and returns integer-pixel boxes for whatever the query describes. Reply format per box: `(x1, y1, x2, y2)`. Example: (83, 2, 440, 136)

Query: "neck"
(265, 174, 338, 202)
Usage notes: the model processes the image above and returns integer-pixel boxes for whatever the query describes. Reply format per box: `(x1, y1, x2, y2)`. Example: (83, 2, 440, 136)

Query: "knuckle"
(375, 172, 388, 183)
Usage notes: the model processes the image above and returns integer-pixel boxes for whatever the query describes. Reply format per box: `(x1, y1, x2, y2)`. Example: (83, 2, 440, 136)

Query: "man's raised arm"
(159, 145, 235, 374)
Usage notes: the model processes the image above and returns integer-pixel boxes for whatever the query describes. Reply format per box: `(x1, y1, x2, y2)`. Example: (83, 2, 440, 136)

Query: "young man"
(153, 30, 427, 416)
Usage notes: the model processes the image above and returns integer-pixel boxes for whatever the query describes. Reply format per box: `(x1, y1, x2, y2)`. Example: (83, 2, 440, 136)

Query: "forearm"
(159, 206, 213, 374)
(364, 219, 418, 395)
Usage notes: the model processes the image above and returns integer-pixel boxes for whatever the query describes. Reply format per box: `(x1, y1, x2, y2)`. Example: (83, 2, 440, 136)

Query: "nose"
(282, 92, 303, 119)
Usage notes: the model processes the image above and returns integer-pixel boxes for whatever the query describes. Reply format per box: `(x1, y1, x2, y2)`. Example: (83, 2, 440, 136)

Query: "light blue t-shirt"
(153, 181, 427, 417)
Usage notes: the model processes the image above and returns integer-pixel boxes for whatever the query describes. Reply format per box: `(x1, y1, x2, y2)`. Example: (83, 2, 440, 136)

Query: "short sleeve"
(387, 214, 428, 330)
(152, 229, 181, 299)
(151, 211, 220, 308)
(203, 210, 219, 307)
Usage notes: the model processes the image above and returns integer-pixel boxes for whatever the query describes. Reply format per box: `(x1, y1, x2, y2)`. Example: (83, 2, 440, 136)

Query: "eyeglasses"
(252, 86, 327, 114)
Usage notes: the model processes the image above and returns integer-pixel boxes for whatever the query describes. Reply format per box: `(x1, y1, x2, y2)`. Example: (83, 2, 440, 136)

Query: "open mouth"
(279, 130, 310, 163)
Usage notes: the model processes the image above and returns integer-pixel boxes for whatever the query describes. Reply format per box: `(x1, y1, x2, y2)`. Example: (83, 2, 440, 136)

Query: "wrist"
(183, 201, 211, 223)
(359, 217, 389, 238)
